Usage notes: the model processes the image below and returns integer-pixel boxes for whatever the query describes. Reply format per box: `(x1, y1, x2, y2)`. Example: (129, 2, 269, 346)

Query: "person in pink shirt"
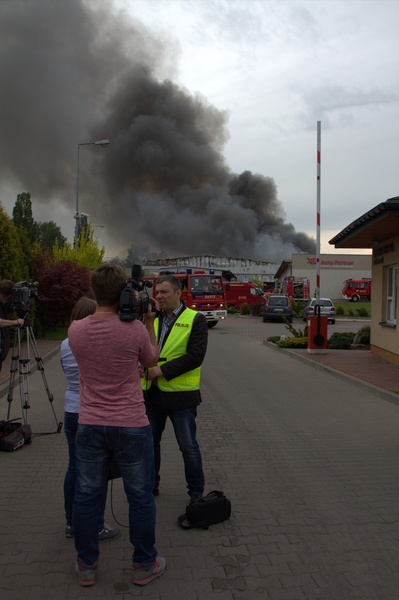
(68, 263, 166, 588)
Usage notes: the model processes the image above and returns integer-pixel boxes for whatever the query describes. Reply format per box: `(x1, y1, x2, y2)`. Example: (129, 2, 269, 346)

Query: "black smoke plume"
(0, 0, 315, 261)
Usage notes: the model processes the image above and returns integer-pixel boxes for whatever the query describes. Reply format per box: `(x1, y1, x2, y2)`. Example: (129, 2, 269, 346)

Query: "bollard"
(307, 304, 328, 354)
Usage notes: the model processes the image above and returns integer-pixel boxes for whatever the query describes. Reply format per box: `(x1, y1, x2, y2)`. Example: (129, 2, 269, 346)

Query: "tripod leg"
(18, 358, 31, 426)
(26, 326, 63, 433)
(6, 328, 21, 420)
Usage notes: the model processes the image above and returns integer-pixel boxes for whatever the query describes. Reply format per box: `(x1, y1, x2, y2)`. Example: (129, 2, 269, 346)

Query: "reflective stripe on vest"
(142, 308, 201, 392)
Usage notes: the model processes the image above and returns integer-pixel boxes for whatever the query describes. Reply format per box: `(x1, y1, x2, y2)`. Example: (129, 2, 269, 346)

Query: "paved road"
(0, 316, 398, 599)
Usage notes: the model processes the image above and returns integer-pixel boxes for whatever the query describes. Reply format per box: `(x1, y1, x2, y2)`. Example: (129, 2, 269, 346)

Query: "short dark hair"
(0, 280, 14, 297)
(156, 275, 181, 291)
(90, 264, 126, 306)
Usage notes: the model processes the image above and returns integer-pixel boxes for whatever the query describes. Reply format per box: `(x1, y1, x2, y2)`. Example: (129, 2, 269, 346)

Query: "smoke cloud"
(0, 0, 315, 262)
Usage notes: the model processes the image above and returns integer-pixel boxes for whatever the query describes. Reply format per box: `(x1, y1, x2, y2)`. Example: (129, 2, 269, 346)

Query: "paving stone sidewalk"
(0, 320, 398, 599)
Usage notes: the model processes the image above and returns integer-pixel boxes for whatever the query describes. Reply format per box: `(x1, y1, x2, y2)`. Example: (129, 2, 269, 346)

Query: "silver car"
(303, 298, 336, 324)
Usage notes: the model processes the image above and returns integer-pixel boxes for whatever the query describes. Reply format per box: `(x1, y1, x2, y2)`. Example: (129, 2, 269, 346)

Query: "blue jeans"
(63, 411, 106, 531)
(73, 424, 157, 570)
(145, 391, 205, 496)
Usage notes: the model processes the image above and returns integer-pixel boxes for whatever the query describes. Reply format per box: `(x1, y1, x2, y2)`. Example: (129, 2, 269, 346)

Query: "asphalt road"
(1, 315, 397, 600)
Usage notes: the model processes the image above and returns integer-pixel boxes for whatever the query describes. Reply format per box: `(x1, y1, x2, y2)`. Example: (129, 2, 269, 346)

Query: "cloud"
(0, 0, 316, 261)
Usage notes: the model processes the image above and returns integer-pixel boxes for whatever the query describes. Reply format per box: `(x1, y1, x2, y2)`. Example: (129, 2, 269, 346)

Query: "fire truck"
(145, 269, 227, 328)
(281, 276, 311, 299)
(342, 278, 372, 302)
(222, 281, 266, 311)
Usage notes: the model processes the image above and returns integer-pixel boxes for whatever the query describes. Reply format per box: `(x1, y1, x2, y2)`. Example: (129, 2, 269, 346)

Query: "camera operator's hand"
(0, 317, 25, 328)
(144, 299, 160, 323)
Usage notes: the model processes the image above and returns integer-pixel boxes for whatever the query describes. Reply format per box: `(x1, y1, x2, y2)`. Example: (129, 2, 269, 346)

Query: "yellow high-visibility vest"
(142, 309, 201, 392)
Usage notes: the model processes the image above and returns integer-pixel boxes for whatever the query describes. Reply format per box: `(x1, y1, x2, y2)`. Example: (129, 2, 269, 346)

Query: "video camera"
(119, 265, 158, 322)
(11, 281, 39, 315)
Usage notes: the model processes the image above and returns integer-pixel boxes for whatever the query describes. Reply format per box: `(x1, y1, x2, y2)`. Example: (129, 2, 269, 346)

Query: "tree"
(36, 221, 67, 253)
(36, 261, 91, 332)
(0, 203, 29, 281)
(12, 192, 37, 243)
(53, 222, 105, 269)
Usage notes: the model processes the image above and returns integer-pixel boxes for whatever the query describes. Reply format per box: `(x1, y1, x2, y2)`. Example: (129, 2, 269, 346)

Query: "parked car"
(263, 295, 293, 323)
(303, 298, 336, 324)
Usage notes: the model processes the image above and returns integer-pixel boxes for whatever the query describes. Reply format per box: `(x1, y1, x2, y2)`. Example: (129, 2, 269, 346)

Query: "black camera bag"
(0, 419, 32, 452)
(177, 490, 231, 530)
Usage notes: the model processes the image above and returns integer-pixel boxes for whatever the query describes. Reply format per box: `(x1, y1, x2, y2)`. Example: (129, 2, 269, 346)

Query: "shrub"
(290, 298, 307, 318)
(328, 331, 355, 349)
(336, 305, 345, 316)
(251, 301, 264, 317)
(284, 320, 307, 338)
(239, 302, 251, 315)
(275, 337, 307, 348)
(354, 326, 370, 345)
(356, 307, 369, 317)
(227, 306, 238, 315)
(267, 336, 281, 344)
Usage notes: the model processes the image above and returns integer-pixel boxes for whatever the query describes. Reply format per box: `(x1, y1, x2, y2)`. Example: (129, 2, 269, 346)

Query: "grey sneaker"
(98, 524, 120, 541)
(65, 525, 75, 538)
(133, 556, 166, 586)
(75, 561, 95, 587)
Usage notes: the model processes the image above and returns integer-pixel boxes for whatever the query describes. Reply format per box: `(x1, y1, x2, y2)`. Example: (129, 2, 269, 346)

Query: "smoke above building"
(0, 0, 315, 262)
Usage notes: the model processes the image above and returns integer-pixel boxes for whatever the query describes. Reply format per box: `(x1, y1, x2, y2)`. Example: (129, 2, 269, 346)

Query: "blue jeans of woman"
(145, 392, 205, 496)
(63, 411, 106, 531)
(73, 424, 157, 570)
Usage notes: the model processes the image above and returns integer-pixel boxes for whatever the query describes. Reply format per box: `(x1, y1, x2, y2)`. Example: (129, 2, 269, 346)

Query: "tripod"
(6, 314, 63, 435)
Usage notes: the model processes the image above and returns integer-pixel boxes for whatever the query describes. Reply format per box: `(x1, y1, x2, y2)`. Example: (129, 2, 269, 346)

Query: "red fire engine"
(144, 269, 227, 328)
(281, 276, 311, 299)
(342, 278, 372, 302)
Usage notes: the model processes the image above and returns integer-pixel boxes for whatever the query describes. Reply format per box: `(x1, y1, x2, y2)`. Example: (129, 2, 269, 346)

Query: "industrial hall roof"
(329, 196, 399, 249)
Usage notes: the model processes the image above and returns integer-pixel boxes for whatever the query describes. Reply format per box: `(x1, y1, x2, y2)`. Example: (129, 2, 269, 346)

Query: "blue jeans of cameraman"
(73, 424, 157, 570)
(145, 390, 205, 497)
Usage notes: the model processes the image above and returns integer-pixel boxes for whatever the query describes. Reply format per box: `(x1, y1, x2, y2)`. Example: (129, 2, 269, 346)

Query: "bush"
(275, 337, 307, 348)
(354, 325, 370, 345)
(251, 301, 264, 317)
(227, 306, 238, 315)
(356, 307, 369, 317)
(336, 305, 345, 316)
(267, 336, 282, 344)
(284, 320, 307, 338)
(328, 331, 355, 349)
(290, 298, 307, 318)
(239, 302, 251, 315)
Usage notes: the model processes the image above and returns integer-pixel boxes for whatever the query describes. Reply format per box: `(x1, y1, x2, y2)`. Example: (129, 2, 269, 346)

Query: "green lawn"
(43, 326, 68, 340)
(332, 300, 371, 317)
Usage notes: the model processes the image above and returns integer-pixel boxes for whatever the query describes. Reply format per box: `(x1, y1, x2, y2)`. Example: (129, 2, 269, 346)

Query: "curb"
(263, 339, 399, 406)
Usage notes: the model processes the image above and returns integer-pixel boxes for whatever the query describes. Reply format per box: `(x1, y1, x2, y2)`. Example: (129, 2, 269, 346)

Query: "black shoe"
(152, 487, 159, 496)
(189, 492, 203, 503)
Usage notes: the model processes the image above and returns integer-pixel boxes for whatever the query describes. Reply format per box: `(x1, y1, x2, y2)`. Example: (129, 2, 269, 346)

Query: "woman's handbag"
(177, 490, 231, 530)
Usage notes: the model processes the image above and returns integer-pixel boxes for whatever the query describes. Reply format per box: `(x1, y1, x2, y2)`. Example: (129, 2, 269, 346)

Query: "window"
(386, 266, 398, 324)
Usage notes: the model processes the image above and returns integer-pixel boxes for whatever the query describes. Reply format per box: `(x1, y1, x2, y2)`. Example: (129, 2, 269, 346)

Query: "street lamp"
(75, 139, 110, 241)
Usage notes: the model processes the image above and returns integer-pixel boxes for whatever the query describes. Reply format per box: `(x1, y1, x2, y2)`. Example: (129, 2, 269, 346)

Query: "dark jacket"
(0, 300, 11, 362)
(146, 304, 208, 410)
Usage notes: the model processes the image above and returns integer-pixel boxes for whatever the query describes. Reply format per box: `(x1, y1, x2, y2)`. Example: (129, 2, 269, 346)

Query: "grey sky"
(0, 0, 398, 260)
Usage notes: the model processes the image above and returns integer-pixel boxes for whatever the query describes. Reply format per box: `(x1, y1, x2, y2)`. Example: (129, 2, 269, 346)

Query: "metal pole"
(75, 143, 81, 241)
(315, 121, 321, 301)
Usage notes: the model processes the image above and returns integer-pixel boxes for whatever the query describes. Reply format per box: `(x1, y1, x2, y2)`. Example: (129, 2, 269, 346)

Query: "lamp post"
(75, 139, 109, 241)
